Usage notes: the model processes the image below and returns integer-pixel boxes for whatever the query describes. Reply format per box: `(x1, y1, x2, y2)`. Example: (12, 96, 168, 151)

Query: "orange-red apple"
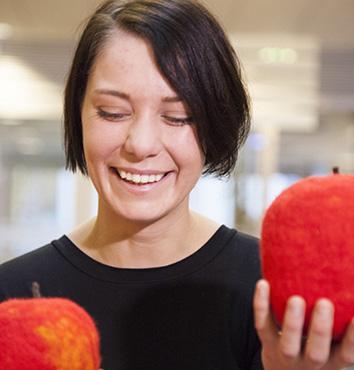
(0, 297, 100, 369)
(261, 170, 354, 340)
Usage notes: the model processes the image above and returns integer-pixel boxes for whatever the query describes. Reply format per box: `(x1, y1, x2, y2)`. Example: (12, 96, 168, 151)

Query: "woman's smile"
(109, 166, 173, 193)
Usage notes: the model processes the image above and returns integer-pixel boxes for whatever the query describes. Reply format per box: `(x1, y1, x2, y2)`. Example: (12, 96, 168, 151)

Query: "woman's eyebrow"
(162, 96, 182, 103)
(93, 89, 182, 103)
(93, 89, 130, 100)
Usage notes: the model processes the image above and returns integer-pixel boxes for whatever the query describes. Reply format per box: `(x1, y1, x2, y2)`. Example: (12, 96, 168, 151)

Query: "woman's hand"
(254, 279, 354, 370)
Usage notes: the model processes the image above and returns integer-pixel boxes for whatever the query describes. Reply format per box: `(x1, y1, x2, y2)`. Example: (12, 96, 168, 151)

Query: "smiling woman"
(80, 30, 205, 227)
(64, 0, 250, 178)
(1, 1, 354, 370)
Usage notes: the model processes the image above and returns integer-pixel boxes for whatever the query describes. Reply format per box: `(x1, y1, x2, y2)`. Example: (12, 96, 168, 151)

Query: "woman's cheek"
(84, 123, 126, 160)
(174, 130, 204, 169)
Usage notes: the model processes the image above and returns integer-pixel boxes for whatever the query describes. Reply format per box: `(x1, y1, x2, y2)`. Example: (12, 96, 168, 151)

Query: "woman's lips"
(110, 167, 171, 188)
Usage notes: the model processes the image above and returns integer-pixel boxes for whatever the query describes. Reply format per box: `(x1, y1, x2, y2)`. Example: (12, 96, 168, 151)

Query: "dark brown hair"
(64, 0, 251, 177)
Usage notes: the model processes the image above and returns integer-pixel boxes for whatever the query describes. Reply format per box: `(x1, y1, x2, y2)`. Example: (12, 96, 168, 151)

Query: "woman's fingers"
(338, 318, 354, 364)
(279, 295, 305, 361)
(253, 279, 278, 350)
(303, 299, 334, 368)
(327, 318, 354, 369)
(254, 282, 354, 370)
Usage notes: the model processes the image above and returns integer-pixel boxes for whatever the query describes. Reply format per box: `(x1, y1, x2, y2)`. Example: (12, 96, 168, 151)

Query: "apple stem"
(332, 166, 340, 174)
(31, 281, 42, 298)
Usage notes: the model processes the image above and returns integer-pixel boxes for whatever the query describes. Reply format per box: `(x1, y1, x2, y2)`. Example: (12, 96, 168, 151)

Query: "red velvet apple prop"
(0, 285, 101, 369)
(261, 168, 354, 340)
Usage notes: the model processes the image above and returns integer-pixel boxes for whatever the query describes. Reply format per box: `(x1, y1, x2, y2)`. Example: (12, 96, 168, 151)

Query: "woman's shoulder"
(210, 225, 261, 283)
(214, 224, 260, 256)
(194, 211, 259, 248)
(0, 241, 58, 274)
(192, 212, 260, 271)
(232, 228, 260, 255)
(0, 243, 52, 276)
(0, 238, 66, 300)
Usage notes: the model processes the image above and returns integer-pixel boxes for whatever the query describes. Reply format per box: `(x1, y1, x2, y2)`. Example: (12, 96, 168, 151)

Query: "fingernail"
(317, 299, 333, 317)
(257, 280, 268, 298)
(289, 296, 304, 316)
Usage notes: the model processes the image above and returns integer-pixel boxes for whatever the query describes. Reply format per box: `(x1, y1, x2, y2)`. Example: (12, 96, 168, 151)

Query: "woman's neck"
(68, 201, 219, 269)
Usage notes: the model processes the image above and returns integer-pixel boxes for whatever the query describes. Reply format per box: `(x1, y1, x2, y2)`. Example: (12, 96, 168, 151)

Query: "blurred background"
(0, 0, 354, 263)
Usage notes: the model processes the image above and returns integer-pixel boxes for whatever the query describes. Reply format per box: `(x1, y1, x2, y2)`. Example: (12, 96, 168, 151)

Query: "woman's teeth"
(117, 170, 164, 184)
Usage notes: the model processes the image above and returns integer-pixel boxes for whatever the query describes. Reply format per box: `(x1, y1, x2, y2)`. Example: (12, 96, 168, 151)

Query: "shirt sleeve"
(250, 347, 264, 370)
(229, 232, 264, 369)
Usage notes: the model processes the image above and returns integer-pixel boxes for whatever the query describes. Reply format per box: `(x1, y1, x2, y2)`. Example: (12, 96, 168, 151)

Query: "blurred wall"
(0, 0, 353, 261)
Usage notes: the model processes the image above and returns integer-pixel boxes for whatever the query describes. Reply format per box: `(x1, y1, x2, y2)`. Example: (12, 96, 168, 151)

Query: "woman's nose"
(122, 113, 162, 160)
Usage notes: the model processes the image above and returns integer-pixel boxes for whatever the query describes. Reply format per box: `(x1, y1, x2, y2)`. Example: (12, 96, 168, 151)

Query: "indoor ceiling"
(0, 0, 354, 49)
(1, 0, 354, 129)
(0, 0, 353, 185)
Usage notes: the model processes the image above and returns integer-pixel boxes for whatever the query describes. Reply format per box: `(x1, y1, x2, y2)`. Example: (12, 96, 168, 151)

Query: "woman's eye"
(162, 115, 194, 126)
(96, 109, 129, 122)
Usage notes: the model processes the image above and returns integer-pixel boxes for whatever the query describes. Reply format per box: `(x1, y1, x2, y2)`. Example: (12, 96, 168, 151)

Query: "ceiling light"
(15, 136, 45, 156)
(0, 56, 62, 120)
(258, 47, 298, 64)
(0, 119, 22, 126)
(0, 23, 12, 40)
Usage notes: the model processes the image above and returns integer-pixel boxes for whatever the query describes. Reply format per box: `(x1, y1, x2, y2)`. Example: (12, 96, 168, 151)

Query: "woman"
(1, 1, 354, 369)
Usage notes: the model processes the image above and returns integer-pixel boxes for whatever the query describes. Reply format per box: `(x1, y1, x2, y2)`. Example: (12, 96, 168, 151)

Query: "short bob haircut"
(64, 0, 250, 177)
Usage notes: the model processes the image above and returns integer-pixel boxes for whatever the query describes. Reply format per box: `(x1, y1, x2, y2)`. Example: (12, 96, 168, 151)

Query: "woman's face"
(81, 30, 205, 223)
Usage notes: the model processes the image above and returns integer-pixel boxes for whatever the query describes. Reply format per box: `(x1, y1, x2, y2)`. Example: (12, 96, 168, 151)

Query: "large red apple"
(0, 296, 101, 369)
(261, 169, 354, 340)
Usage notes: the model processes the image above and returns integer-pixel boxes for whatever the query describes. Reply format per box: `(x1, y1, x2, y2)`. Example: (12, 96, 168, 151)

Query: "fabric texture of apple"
(261, 169, 354, 341)
(0, 296, 101, 369)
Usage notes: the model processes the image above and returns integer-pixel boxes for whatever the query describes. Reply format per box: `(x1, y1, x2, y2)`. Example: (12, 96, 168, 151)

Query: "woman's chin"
(104, 201, 172, 226)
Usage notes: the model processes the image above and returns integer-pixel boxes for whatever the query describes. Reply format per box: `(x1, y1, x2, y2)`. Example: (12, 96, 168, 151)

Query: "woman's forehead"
(87, 31, 179, 100)
(94, 30, 153, 70)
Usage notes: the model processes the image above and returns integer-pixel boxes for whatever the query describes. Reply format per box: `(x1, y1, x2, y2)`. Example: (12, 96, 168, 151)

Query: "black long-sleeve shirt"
(0, 225, 263, 370)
